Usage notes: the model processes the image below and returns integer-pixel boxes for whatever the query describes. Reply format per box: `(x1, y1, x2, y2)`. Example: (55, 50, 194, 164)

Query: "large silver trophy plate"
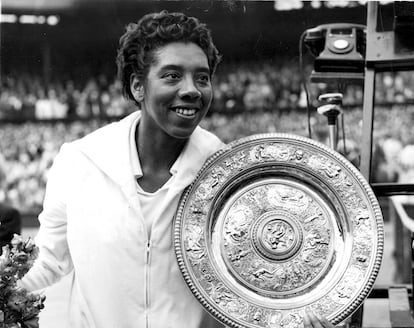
(174, 134, 383, 328)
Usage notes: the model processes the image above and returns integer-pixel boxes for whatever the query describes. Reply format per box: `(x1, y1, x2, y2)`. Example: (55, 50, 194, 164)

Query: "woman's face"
(136, 41, 213, 140)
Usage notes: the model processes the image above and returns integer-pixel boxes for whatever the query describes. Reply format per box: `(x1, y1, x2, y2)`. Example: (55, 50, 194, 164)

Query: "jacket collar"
(74, 111, 223, 198)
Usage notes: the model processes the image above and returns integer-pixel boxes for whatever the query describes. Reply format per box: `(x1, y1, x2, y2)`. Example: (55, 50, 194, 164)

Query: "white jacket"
(21, 112, 225, 328)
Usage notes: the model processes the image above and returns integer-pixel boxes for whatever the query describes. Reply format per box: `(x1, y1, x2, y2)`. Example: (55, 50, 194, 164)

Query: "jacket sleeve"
(20, 143, 74, 292)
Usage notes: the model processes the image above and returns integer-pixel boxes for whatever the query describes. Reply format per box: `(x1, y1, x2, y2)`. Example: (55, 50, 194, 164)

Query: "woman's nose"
(178, 77, 201, 99)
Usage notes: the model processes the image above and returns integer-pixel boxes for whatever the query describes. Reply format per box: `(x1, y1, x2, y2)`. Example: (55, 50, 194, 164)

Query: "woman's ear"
(130, 74, 144, 103)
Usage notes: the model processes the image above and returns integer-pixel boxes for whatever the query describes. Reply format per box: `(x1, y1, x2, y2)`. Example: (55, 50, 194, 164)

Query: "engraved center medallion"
(252, 211, 303, 261)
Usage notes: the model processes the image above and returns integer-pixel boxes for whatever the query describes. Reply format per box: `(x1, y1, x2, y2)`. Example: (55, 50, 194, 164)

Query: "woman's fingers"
(303, 312, 312, 328)
(303, 311, 336, 328)
(308, 312, 324, 328)
(317, 315, 335, 328)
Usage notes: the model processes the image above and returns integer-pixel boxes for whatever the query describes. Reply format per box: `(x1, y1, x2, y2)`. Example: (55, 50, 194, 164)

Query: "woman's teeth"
(175, 108, 196, 116)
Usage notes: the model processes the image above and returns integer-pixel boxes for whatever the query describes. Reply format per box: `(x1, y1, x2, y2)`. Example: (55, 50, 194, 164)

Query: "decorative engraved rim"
(174, 133, 384, 328)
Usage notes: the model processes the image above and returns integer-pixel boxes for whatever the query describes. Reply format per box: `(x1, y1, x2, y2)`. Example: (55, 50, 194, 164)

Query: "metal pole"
(360, 1, 378, 182)
(360, 67, 376, 181)
(0, 0, 2, 78)
(328, 124, 337, 151)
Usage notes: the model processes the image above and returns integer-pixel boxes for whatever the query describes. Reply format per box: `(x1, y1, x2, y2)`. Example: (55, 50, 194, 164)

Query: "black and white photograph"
(0, 0, 413, 327)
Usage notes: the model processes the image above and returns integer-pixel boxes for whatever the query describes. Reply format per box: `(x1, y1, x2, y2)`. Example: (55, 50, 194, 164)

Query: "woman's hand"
(303, 311, 335, 328)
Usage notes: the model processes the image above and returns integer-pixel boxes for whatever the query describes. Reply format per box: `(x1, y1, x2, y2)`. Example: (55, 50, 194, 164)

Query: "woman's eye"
(164, 72, 180, 80)
(197, 75, 210, 83)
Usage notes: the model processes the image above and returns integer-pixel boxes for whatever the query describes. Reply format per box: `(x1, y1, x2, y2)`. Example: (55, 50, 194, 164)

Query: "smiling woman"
(18, 10, 226, 328)
(134, 42, 213, 141)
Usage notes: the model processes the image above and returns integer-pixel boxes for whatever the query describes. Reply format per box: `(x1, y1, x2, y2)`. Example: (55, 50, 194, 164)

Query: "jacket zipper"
(145, 239, 151, 328)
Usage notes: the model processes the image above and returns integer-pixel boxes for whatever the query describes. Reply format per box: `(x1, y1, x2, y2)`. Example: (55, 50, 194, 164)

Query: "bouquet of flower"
(0, 235, 45, 328)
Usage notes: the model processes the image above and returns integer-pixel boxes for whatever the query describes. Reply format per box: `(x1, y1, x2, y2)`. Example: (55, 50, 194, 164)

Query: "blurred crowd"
(0, 121, 102, 212)
(0, 73, 135, 121)
(0, 60, 414, 213)
(2, 61, 414, 120)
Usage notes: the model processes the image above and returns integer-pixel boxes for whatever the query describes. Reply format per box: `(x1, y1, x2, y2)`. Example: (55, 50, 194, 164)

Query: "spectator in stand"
(77, 78, 101, 118)
(34, 88, 50, 119)
(101, 80, 133, 117)
(48, 88, 68, 119)
(381, 135, 403, 182)
(399, 144, 414, 184)
(395, 143, 414, 205)
(63, 80, 80, 119)
(243, 72, 275, 111)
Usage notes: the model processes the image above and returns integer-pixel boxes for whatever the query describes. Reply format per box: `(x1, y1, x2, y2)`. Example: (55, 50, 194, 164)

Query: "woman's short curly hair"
(116, 10, 221, 103)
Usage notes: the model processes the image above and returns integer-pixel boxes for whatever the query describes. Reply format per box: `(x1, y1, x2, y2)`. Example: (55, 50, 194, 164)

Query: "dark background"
(1, 1, 381, 79)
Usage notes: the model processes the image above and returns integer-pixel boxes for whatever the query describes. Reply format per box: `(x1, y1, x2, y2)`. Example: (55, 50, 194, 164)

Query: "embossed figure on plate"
(263, 220, 295, 251)
(225, 206, 253, 243)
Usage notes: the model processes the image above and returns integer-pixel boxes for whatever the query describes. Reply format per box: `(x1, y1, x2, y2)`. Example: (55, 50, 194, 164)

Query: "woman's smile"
(171, 105, 200, 119)
(134, 41, 213, 140)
